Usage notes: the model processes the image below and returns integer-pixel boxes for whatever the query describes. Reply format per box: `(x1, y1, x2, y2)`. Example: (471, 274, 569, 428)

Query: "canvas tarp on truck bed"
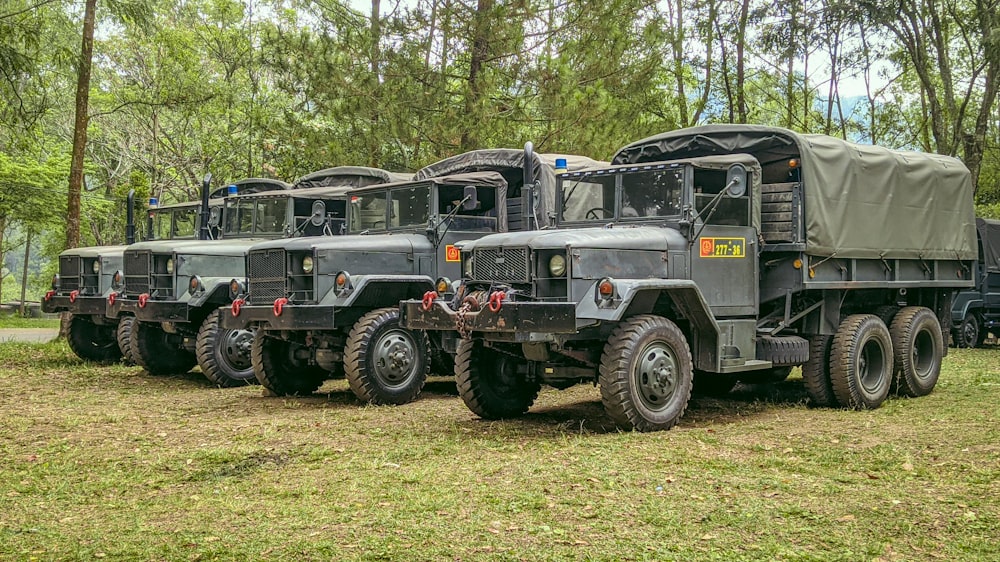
(977, 218, 1000, 273)
(293, 166, 411, 189)
(415, 149, 605, 229)
(613, 125, 978, 261)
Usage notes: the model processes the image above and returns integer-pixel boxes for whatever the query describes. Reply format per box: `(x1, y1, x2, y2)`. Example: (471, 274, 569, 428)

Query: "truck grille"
(150, 253, 175, 299)
(124, 250, 150, 296)
(473, 247, 530, 282)
(248, 249, 286, 305)
(59, 256, 81, 293)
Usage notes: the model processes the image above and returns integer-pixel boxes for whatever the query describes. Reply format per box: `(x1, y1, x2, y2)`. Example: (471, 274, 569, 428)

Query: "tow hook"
(273, 297, 289, 317)
(44, 290, 55, 302)
(69, 290, 80, 303)
(421, 291, 437, 311)
(231, 298, 245, 317)
(108, 292, 118, 306)
(487, 290, 506, 313)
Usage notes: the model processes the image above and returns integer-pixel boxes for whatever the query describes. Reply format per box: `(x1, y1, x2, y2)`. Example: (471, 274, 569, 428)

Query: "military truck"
(223, 148, 604, 405)
(106, 167, 405, 386)
(39, 179, 274, 364)
(951, 217, 1000, 347)
(401, 125, 977, 432)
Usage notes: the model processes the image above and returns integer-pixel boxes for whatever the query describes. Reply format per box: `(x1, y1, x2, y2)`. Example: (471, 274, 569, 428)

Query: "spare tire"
(756, 335, 809, 366)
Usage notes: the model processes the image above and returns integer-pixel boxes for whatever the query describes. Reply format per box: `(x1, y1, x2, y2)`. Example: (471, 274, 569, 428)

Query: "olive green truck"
(401, 125, 978, 431)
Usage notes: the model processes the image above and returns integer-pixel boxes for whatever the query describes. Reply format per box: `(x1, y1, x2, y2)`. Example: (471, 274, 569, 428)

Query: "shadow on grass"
(465, 379, 816, 436)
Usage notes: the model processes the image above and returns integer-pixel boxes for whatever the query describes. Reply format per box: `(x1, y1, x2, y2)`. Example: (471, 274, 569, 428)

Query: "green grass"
(1, 341, 998, 560)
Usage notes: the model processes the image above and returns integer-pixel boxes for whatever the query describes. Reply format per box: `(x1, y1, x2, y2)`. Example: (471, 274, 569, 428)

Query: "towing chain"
(454, 290, 486, 340)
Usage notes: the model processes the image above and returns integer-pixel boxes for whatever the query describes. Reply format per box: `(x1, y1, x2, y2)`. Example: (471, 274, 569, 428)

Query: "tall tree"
(66, 0, 98, 250)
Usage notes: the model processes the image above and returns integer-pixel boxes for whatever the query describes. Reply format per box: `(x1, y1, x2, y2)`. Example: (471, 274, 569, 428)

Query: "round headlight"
(549, 254, 567, 277)
(92, 260, 101, 274)
(302, 256, 314, 274)
(463, 255, 474, 278)
(166, 258, 174, 274)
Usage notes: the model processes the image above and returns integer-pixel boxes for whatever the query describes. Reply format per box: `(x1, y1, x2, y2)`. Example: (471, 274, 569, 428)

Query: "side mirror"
(310, 200, 327, 226)
(462, 185, 479, 211)
(725, 164, 747, 198)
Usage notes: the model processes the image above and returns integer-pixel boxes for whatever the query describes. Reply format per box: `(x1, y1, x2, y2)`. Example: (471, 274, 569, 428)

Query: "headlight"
(302, 256, 314, 274)
(463, 255, 474, 278)
(166, 258, 174, 274)
(188, 275, 203, 295)
(91, 260, 100, 274)
(548, 254, 567, 277)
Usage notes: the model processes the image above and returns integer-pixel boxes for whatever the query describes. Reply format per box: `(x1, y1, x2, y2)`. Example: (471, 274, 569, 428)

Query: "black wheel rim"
(634, 340, 678, 412)
(912, 328, 935, 380)
(372, 328, 420, 388)
(220, 328, 254, 372)
(858, 337, 887, 392)
(961, 319, 978, 347)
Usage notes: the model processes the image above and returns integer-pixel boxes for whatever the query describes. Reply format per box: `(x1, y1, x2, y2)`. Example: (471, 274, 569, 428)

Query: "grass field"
(0, 315, 60, 330)
(1, 341, 998, 561)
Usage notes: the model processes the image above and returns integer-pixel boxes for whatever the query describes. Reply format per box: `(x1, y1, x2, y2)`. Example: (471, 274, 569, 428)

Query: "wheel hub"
(222, 328, 254, 370)
(374, 329, 418, 386)
(635, 343, 677, 411)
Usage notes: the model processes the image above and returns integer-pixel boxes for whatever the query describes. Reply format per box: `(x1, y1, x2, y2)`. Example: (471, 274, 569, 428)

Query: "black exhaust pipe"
(198, 172, 212, 240)
(522, 141, 535, 231)
(125, 189, 136, 244)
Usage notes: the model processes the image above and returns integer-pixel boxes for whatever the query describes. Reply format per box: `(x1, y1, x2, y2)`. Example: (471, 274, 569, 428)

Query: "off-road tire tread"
(756, 335, 809, 366)
(196, 310, 257, 388)
(116, 316, 136, 365)
(889, 306, 942, 397)
(599, 315, 693, 432)
(344, 307, 429, 405)
(802, 335, 836, 407)
(455, 339, 539, 419)
(251, 331, 325, 396)
(130, 321, 196, 376)
(66, 314, 122, 364)
(829, 314, 892, 410)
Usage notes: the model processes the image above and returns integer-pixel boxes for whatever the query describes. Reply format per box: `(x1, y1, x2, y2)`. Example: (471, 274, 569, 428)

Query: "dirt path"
(0, 328, 58, 343)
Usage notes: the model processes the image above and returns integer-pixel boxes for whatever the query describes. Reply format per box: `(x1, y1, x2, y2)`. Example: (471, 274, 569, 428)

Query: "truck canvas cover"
(977, 218, 1000, 273)
(614, 125, 977, 261)
(293, 166, 411, 189)
(414, 149, 605, 229)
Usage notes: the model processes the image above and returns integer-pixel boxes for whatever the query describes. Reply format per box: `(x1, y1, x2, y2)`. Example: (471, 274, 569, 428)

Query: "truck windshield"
(172, 208, 198, 238)
(223, 197, 290, 235)
(560, 174, 617, 222)
(349, 185, 430, 233)
(620, 169, 683, 219)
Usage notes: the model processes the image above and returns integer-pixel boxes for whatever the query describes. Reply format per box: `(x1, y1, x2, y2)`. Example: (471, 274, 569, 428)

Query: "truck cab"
(951, 217, 1000, 347)
(402, 125, 977, 432)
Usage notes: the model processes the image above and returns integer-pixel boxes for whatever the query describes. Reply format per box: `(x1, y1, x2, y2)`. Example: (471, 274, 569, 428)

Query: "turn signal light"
(598, 279, 615, 297)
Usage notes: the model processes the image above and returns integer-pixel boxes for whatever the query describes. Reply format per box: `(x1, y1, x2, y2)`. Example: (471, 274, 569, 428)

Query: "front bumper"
(41, 294, 108, 316)
(106, 297, 138, 319)
(400, 299, 578, 337)
(131, 300, 194, 323)
(221, 303, 335, 331)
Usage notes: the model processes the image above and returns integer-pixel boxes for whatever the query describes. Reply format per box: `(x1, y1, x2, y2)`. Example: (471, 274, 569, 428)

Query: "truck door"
(689, 178, 758, 318)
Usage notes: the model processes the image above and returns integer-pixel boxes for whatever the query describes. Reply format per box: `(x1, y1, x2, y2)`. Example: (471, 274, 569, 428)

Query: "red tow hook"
(421, 291, 437, 311)
(231, 298, 245, 317)
(44, 290, 55, 302)
(487, 290, 506, 313)
(108, 292, 117, 306)
(69, 290, 80, 303)
(273, 297, 289, 317)
(138, 293, 150, 308)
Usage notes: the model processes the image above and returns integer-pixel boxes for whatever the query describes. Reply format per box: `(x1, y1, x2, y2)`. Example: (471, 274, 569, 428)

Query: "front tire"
(829, 315, 892, 409)
(345, 307, 429, 405)
(196, 309, 258, 387)
(130, 321, 196, 376)
(889, 306, 943, 397)
(599, 315, 693, 432)
(66, 314, 122, 364)
(116, 316, 136, 365)
(954, 313, 983, 348)
(455, 339, 540, 419)
(251, 331, 326, 396)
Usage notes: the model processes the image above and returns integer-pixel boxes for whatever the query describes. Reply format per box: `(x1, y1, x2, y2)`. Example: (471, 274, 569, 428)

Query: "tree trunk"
(66, 0, 98, 251)
(0, 215, 5, 304)
(19, 231, 31, 317)
(460, 0, 493, 151)
(670, 0, 688, 127)
(735, 0, 750, 123)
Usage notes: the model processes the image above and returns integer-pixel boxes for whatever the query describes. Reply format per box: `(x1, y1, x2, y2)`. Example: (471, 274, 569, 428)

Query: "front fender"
(327, 274, 436, 309)
(187, 278, 233, 308)
(950, 290, 983, 323)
